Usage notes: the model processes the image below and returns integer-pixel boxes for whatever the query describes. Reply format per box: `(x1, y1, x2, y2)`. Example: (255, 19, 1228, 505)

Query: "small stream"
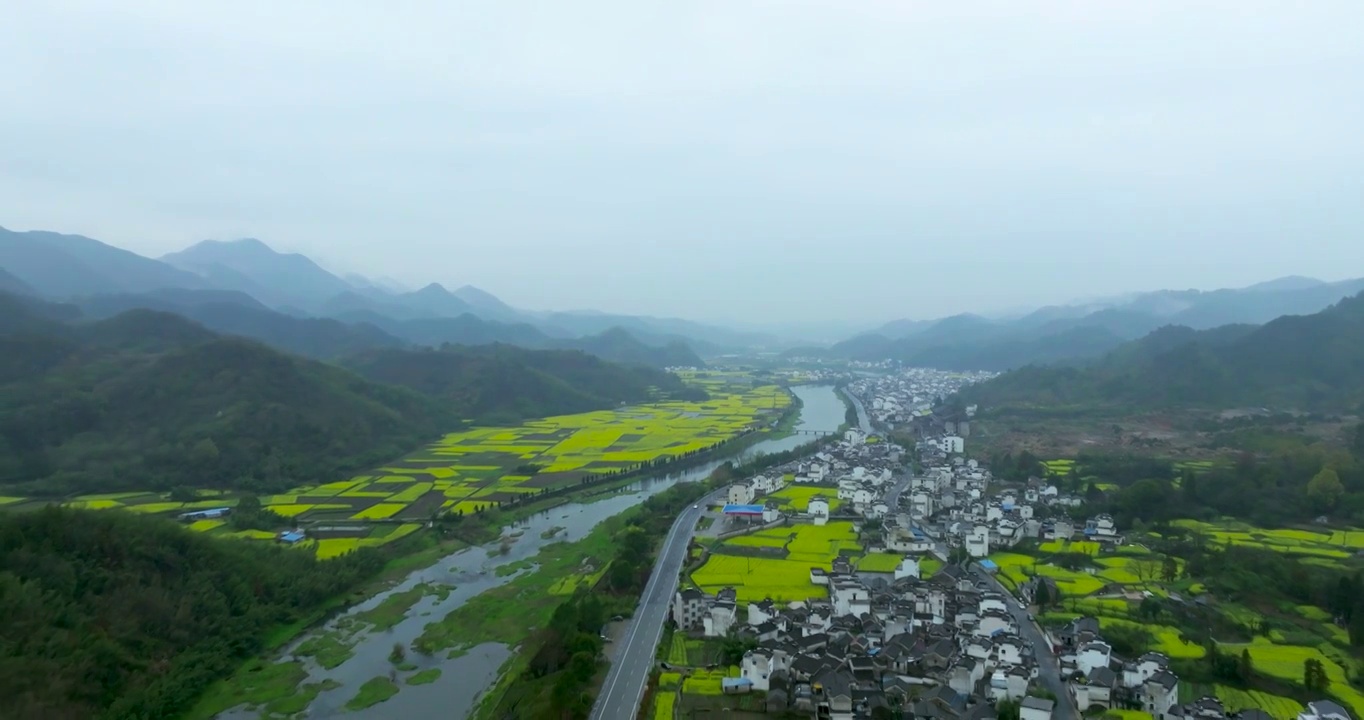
(220, 384, 851, 719)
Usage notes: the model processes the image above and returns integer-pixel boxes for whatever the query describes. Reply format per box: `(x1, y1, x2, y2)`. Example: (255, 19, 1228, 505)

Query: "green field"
(693, 522, 862, 602)
(27, 380, 789, 560)
(766, 485, 841, 512)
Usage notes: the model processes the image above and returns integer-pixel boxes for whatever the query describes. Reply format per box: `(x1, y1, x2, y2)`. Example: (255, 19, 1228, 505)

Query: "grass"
(1213, 685, 1304, 719)
(653, 691, 677, 720)
(293, 631, 355, 670)
(354, 582, 439, 631)
(345, 676, 399, 711)
(183, 659, 308, 720)
(856, 552, 905, 573)
(413, 512, 622, 655)
(1220, 638, 1364, 718)
(406, 668, 442, 685)
(1039, 539, 1100, 556)
(766, 485, 841, 512)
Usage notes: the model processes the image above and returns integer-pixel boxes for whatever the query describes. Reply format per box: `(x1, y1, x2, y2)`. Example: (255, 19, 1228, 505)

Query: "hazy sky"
(3, 1, 1363, 326)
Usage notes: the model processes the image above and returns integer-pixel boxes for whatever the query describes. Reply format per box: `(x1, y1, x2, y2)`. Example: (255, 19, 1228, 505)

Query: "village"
(651, 370, 1347, 720)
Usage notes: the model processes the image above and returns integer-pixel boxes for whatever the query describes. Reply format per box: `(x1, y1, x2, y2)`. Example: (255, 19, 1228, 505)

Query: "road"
(969, 564, 1078, 720)
(590, 488, 723, 720)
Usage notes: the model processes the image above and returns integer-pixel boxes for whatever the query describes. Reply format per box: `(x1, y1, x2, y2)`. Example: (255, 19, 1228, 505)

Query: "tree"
(168, 486, 198, 503)
(1239, 649, 1254, 681)
(996, 699, 1021, 720)
(1307, 468, 1345, 512)
(1304, 658, 1329, 692)
(1033, 581, 1050, 608)
(1162, 556, 1179, 583)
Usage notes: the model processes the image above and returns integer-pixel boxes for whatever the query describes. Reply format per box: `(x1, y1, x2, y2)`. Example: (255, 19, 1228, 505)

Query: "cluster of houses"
(846, 369, 993, 431)
(903, 456, 1118, 559)
(673, 563, 1051, 719)
(724, 429, 905, 526)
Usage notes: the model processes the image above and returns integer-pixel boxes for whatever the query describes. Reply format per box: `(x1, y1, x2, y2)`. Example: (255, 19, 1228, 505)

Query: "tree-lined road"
(590, 488, 722, 720)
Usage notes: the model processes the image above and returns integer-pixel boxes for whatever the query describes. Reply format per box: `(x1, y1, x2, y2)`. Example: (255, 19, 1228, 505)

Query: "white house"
(910, 490, 935, 518)
(966, 524, 990, 558)
(1076, 640, 1113, 677)
(939, 436, 965, 454)
(672, 588, 707, 628)
(844, 429, 866, 445)
(1140, 671, 1180, 720)
(893, 556, 922, 581)
(748, 600, 776, 627)
(741, 648, 792, 692)
(704, 602, 738, 637)
(728, 482, 756, 506)
(809, 497, 831, 525)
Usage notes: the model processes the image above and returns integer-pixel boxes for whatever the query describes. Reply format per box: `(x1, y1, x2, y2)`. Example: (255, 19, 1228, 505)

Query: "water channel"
(221, 384, 858, 719)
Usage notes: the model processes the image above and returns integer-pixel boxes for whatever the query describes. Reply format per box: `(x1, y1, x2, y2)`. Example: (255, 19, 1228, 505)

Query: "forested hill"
(340, 344, 705, 425)
(0, 507, 387, 720)
(960, 291, 1364, 413)
(0, 293, 703, 496)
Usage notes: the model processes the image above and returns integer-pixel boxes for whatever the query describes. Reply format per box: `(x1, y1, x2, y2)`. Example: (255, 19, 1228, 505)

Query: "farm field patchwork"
(1220, 638, 1364, 718)
(1171, 519, 1364, 563)
(32, 379, 789, 559)
(694, 522, 862, 602)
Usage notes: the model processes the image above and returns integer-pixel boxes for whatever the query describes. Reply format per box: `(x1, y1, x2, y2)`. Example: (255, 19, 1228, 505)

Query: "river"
(218, 384, 853, 719)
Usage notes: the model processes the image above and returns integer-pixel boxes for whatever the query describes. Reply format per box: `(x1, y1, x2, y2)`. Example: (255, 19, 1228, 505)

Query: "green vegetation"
(345, 676, 400, 711)
(340, 344, 705, 425)
(962, 291, 1364, 412)
(406, 668, 442, 685)
(0, 295, 731, 500)
(0, 507, 387, 720)
(694, 522, 862, 602)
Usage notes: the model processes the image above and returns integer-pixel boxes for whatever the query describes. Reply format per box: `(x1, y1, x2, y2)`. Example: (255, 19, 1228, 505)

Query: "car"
(1027, 613, 1035, 621)
(693, 504, 699, 509)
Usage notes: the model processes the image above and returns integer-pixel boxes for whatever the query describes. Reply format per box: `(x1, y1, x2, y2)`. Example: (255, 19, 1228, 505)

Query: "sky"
(3, 1, 1363, 327)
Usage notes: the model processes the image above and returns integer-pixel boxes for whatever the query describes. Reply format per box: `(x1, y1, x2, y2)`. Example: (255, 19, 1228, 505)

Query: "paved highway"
(590, 488, 723, 720)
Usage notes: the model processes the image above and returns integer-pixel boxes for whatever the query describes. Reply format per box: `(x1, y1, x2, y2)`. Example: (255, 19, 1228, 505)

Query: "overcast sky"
(3, 1, 1362, 326)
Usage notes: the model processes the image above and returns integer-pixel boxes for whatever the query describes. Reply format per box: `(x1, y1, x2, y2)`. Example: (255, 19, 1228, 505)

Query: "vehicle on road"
(693, 504, 698, 509)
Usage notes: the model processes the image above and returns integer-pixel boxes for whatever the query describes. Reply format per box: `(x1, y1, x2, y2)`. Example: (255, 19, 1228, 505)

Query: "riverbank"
(187, 384, 848, 719)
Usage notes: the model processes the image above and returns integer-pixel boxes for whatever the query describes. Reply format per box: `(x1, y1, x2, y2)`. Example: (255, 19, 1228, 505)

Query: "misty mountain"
(840, 276, 1364, 371)
(71, 289, 700, 367)
(961, 292, 1364, 412)
(0, 267, 36, 297)
(6, 225, 810, 352)
(75, 290, 407, 360)
(340, 344, 700, 424)
(562, 327, 704, 368)
(0, 227, 207, 297)
(347, 311, 703, 367)
(161, 238, 356, 310)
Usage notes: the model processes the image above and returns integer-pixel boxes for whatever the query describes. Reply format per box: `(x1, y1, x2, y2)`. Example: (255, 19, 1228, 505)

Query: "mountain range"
(0, 292, 697, 496)
(0, 226, 711, 367)
(960, 291, 1364, 413)
(819, 277, 1364, 371)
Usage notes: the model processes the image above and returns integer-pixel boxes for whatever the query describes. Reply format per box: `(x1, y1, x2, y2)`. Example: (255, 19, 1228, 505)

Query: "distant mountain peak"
(1242, 275, 1325, 293)
(414, 282, 451, 295)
